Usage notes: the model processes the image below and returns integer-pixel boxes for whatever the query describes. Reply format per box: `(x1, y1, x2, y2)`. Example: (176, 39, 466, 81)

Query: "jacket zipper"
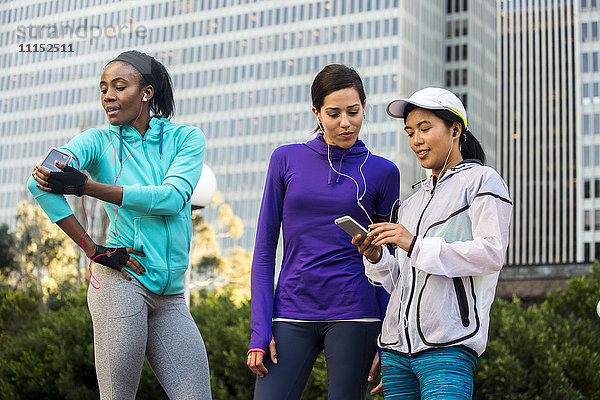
(142, 135, 171, 295)
(404, 184, 437, 355)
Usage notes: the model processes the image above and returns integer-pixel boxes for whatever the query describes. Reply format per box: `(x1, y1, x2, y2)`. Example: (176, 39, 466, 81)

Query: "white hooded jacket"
(364, 160, 512, 357)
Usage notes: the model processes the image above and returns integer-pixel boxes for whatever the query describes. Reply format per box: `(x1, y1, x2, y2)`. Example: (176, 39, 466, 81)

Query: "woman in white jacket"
(353, 88, 512, 399)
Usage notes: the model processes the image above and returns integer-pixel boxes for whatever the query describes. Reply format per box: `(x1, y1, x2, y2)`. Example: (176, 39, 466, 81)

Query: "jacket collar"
(418, 159, 483, 192)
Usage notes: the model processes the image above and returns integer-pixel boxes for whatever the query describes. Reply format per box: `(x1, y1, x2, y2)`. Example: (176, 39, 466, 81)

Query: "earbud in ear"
(453, 128, 458, 137)
(142, 94, 148, 102)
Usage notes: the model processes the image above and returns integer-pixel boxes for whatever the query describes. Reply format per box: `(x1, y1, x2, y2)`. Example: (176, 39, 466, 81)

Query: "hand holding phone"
(334, 215, 369, 240)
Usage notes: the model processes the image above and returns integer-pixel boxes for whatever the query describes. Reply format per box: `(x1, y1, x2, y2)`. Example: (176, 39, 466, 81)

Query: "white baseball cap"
(387, 87, 469, 130)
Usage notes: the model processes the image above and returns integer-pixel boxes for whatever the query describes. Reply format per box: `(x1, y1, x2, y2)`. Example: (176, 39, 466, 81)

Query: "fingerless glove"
(47, 165, 88, 196)
(92, 245, 129, 271)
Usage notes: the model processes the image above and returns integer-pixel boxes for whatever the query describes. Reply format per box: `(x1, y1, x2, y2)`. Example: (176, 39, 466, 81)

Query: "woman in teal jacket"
(28, 50, 211, 399)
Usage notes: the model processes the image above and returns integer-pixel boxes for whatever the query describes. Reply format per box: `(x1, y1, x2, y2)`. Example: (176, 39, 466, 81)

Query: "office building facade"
(579, 0, 600, 261)
(497, 0, 579, 265)
(0, 0, 495, 252)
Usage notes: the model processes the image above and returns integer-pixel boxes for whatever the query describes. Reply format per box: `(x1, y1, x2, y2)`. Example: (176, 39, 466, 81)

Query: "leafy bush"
(1, 264, 598, 399)
(474, 263, 600, 400)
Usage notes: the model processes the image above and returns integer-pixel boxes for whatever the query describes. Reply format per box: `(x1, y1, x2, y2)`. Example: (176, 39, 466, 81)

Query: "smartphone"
(39, 147, 71, 172)
(334, 215, 369, 240)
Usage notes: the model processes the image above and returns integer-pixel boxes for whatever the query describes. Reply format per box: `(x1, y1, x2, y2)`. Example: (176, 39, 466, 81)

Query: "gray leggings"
(87, 266, 211, 400)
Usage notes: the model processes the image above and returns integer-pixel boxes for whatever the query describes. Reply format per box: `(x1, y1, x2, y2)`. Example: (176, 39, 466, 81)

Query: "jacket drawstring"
(336, 151, 348, 184)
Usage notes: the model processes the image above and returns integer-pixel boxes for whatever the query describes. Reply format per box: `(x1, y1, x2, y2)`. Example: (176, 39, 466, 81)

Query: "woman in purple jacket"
(246, 64, 400, 399)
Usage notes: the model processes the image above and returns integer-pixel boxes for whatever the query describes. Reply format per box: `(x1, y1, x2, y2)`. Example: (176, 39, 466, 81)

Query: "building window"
(446, 22, 452, 37)
(585, 243, 591, 261)
(584, 114, 591, 135)
(593, 52, 599, 72)
(584, 179, 591, 198)
(462, 68, 467, 85)
(585, 210, 591, 231)
(595, 242, 600, 259)
(595, 146, 600, 167)
(596, 211, 600, 231)
(462, 44, 468, 60)
(584, 145, 591, 166)
(446, 46, 452, 62)
(454, 44, 460, 61)
(463, 0, 468, 11)
(595, 114, 600, 134)
(583, 53, 589, 73)
(582, 23, 588, 42)
(447, 0, 452, 13)
(463, 19, 468, 36)
(446, 70, 452, 87)
(592, 22, 598, 41)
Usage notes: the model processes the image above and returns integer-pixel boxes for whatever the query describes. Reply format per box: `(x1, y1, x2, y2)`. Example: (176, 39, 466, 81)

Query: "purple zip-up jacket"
(249, 135, 400, 352)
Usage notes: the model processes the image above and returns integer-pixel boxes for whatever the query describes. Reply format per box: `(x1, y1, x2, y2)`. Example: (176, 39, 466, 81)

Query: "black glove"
(92, 245, 129, 271)
(47, 165, 88, 196)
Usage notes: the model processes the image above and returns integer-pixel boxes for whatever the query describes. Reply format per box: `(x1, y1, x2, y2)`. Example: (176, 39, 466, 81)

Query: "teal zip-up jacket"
(27, 117, 205, 295)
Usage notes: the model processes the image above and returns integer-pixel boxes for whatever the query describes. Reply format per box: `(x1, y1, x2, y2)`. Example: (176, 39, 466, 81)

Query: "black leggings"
(253, 321, 381, 400)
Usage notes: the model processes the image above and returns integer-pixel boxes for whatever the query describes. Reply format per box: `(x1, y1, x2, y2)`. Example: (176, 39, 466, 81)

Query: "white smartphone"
(334, 215, 369, 240)
(39, 147, 71, 172)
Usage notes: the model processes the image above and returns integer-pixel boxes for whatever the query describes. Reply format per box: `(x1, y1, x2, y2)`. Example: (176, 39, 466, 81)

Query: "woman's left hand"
(368, 352, 383, 395)
(367, 222, 414, 252)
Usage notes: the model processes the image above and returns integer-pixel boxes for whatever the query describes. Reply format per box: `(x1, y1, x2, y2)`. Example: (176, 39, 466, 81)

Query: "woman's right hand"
(352, 233, 382, 263)
(247, 338, 278, 378)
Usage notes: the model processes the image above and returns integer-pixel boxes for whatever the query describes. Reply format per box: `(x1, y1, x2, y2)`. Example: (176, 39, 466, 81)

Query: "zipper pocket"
(453, 277, 470, 327)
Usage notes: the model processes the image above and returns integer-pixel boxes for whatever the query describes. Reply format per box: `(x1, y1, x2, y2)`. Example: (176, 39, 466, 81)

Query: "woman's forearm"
(56, 214, 97, 257)
(84, 180, 123, 206)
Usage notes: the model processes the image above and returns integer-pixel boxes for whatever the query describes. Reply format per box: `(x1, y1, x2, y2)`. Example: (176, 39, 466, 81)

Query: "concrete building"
(579, 0, 600, 262)
(0, 0, 496, 253)
(497, 0, 579, 265)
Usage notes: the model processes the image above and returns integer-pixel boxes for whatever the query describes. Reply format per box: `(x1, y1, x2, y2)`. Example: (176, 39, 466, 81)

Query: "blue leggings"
(253, 321, 380, 400)
(380, 347, 477, 400)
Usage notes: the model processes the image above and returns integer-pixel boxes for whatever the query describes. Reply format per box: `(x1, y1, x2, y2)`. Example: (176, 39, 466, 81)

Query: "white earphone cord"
(325, 132, 373, 225)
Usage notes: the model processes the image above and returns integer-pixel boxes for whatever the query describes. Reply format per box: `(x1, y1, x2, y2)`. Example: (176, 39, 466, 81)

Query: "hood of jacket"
(304, 134, 370, 185)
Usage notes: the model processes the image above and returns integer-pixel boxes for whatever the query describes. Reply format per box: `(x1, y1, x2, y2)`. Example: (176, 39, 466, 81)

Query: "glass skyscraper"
(0, 0, 496, 252)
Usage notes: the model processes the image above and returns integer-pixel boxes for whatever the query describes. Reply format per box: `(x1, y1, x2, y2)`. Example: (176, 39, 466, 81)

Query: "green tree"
(189, 191, 252, 303)
(0, 223, 17, 285)
(12, 200, 78, 309)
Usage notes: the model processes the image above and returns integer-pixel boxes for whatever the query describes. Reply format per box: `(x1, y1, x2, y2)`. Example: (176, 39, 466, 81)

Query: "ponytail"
(148, 57, 175, 119)
(460, 130, 486, 164)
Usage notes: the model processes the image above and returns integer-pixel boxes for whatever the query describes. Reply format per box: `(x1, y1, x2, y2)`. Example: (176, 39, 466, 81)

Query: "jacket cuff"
(366, 249, 384, 264)
(248, 348, 265, 355)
